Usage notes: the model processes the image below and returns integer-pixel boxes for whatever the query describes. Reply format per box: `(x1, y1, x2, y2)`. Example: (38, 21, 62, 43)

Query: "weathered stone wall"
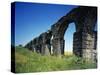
(73, 31, 97, 62)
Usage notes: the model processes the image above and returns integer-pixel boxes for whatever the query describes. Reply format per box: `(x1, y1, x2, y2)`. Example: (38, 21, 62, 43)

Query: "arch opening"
(50, 35, 53, 55)
(94, 22, 97, 31)
(64, 22, 76, 56)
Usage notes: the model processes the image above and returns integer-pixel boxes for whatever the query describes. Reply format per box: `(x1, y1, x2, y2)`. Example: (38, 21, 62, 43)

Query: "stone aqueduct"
(25, 6, 97, 62)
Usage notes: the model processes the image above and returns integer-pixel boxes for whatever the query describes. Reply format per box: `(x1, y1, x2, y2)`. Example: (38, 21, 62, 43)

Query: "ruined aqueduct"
(25, 6, 97, 62)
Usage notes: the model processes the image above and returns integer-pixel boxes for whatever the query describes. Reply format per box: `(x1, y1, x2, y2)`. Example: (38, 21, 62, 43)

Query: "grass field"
(14, 46, 97, 73)
(64, 51, 73, 56)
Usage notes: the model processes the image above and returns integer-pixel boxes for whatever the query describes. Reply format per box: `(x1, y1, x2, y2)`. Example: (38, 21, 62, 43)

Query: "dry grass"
(64, 51, 73, 56)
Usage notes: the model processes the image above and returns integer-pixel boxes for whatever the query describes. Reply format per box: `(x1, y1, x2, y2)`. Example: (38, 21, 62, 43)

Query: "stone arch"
(53, 6, 97, 37)
(51, 6, 97, 62)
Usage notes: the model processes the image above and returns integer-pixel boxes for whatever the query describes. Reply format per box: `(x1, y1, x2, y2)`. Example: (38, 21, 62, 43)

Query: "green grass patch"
(15, 46, 97, 73)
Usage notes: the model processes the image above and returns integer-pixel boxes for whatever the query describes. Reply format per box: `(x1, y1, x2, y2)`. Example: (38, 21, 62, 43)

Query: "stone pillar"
(31, 45, 34, 52)
(82, 31, 97, 63)
(73, 32, 83, 57)
(52, 37, 64, 57)
(32, 45, 36, 52)
(47, 43, 51, 55)
(61, 39, 65, 55)
(73, 31, 97, 63)
(41, 44, 50, 56)
(41, 33, 51, 56)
